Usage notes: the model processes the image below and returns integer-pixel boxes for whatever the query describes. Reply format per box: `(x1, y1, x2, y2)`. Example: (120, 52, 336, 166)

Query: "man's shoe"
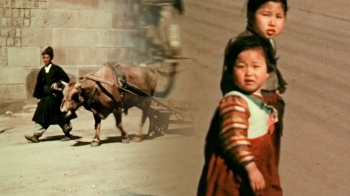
(25, 134, 40, 143)
(60, 136, 71, 141)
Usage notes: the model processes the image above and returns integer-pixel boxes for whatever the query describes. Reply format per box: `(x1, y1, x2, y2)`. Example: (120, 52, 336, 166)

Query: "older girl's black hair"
(246, 0, 289, 15)
(225, 35, 277, 75)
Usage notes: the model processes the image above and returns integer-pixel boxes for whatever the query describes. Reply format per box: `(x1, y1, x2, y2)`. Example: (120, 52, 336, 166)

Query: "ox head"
(60, 81, 84, 118)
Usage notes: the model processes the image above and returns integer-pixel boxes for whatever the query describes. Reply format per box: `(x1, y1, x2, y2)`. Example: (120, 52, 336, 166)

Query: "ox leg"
(91, 114, 102, 147)
(113, 109, 130, 144)
(133, 100, 151, 142)
(134, 109, 149, 142)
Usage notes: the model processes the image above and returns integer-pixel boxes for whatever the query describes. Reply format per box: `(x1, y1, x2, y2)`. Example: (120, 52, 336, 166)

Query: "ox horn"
(61, 80, 68, 86)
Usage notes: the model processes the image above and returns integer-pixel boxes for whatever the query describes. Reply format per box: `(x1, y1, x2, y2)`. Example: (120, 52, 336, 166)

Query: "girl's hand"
(245, 162, 266, 193)
(37, 99, 41, 104)
(248, 168, 265, 193)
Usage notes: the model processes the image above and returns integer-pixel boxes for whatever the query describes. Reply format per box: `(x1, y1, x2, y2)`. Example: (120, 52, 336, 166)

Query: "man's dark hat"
(42, 46, 54, 59)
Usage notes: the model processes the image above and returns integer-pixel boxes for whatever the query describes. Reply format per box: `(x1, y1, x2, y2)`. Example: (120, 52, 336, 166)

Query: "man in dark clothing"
(25, 46, 74, 143)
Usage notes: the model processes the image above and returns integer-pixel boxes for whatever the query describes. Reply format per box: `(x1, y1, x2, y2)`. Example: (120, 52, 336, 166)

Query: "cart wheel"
(147, 109, 157, 140)
(148, 130, 155, 139)
(154, 122, 169, 136)
(155, 111, 170, 136)
(147, 108, 171, 139)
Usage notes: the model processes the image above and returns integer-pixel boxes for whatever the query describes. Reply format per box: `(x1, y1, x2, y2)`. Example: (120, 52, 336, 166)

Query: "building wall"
(0, 0, 142, 114)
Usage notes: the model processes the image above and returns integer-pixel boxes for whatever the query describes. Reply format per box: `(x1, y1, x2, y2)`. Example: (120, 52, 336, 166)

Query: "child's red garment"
(261, 90, 284, 167)
(197, 91, 282, 196)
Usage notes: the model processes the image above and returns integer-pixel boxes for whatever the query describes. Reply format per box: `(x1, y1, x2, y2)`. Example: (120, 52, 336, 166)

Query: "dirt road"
(1, 0, 350, 195)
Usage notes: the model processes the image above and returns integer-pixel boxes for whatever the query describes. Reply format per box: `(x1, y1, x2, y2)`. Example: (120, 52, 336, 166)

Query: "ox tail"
(146, 57, 193, 97)
(155, 68, 186, 77)
(123, 108, 128, 115)
(150, 63, 186, 78)
(150, 63, 179, 98)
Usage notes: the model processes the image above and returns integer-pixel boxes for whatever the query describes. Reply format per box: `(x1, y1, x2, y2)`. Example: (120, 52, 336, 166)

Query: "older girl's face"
(233, 48, 269, 94)
(251, 1, 286, 39)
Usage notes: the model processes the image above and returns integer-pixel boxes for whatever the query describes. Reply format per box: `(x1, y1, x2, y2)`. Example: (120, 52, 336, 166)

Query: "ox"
(60, 61, 175, 146)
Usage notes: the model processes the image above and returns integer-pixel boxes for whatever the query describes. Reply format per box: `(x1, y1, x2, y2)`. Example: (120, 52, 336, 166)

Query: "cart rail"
(80, 73, 195, 120)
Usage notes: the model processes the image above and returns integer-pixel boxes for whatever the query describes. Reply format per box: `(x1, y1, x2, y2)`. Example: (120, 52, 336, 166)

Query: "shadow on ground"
(39, 135, 82, 142)
(104, 190, 157, 196)
(68, 126, 197, 147)
(165, 127, 196, 137)
(70, 134, 151, 147)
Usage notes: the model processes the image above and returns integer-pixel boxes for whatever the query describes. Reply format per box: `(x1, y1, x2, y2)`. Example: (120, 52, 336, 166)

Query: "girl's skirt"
(261, 90, 285, 167)
(197, 132, 282, 196)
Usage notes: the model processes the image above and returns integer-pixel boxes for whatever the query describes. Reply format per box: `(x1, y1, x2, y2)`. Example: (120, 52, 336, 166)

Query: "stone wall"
(0, 0, 142, 114)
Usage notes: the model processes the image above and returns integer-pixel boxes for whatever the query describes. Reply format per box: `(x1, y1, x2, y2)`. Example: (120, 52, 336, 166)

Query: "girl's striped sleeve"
(219, 95, 253, 166)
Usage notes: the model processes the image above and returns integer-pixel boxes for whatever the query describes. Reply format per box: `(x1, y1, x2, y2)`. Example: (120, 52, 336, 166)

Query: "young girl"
(220, 0, 288, 167)
(197, 35, 282, 196)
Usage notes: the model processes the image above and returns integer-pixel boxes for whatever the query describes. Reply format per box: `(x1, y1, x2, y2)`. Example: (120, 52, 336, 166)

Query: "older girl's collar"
(246, 23, 257, 35)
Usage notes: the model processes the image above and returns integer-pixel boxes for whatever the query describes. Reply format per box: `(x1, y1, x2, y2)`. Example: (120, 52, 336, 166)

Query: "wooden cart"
(147, 98, 199, 138)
